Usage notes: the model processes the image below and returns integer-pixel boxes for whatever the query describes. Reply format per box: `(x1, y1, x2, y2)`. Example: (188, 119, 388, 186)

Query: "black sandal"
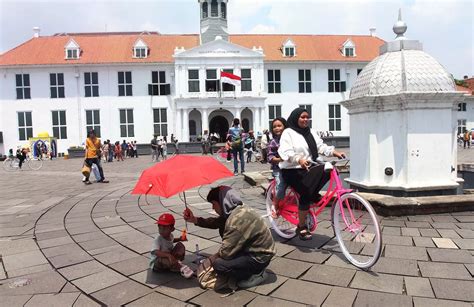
(296, 226, 312, 241)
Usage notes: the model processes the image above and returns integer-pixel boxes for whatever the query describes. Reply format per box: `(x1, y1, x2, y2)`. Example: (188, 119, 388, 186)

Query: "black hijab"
(287, 107, 319, 160)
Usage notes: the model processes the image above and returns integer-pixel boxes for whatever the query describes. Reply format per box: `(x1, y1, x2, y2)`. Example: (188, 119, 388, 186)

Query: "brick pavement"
(0, 155, 473, 306)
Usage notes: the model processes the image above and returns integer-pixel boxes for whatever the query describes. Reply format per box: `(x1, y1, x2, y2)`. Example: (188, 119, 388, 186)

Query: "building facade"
(0, 0, 388, 154)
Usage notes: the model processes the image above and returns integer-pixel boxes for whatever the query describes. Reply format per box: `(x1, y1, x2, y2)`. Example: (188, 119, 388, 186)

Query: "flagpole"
(219, 69, 222, 100)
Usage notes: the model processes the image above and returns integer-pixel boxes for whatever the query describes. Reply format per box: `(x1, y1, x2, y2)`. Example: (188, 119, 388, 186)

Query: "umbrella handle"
(144, 184, 153, 205)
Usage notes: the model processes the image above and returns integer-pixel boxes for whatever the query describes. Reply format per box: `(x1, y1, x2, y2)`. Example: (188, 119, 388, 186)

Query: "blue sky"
(0, 0, 472, 79)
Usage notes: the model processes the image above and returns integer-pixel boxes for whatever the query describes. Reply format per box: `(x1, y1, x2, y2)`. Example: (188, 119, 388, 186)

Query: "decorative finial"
(393, 8, 407, 40)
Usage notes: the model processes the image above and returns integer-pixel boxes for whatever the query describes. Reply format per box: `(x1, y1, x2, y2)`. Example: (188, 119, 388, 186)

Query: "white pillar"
(252, 108, 258, 131)
(202, 109, 209, 133)
(175, 109, 182, 141)
(183, 108, 189, 142)
(260, 106, 266, 130)
(233, 107, 241, 119)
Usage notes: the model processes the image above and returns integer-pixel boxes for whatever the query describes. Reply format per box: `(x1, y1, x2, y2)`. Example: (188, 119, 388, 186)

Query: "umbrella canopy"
(131, 155, 234, 198)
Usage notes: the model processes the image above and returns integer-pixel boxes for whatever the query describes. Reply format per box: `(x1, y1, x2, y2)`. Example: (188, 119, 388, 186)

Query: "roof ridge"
(0, 37, 36, 57)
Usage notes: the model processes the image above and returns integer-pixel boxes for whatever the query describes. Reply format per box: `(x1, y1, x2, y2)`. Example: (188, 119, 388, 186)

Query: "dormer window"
(341, 39, 356, 57)
(133, 38, 148, 59)
(64, 39, 80, 60)
(282, 39, 296, 57)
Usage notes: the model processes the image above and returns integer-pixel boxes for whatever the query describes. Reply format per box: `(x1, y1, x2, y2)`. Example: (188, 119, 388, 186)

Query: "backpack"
(197, 258, 236, 292)
(230, 128, 243, 149)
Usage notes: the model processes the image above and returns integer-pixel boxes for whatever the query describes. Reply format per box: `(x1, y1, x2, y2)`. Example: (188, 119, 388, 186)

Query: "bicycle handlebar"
(310, 158, 349, 166)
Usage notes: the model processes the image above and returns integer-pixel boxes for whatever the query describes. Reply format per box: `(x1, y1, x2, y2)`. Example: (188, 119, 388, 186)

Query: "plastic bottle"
(195, 244, 203, 264)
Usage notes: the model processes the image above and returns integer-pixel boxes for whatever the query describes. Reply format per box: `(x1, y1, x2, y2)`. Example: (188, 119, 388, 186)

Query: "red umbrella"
(131, 155, 233, 198)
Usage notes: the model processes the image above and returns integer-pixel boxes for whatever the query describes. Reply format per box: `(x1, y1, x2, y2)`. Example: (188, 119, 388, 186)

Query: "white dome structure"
(342, 10, 464, 197)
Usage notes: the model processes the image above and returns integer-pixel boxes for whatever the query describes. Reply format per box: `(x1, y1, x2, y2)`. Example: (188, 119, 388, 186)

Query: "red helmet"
(156, 213, 175, 226)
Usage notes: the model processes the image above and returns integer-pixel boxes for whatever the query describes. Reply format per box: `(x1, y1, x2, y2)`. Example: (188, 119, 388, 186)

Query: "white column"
(202, 108, 209, 132)
(233, 107, 241, 119)
(260, 106, 266, 130)
(175, 109, 182, 141)
(182, 108, 189, 142)
(252, 108, 258, 131)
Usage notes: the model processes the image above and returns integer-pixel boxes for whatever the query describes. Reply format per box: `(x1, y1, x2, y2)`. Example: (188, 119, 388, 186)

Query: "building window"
(148, 71, 171, 96)
(222, 69, 235, 92)
(221, 2, 226, 19)
(458, 119, 467, 135)
(344, 47, 354, 57)
(268, 105, 282, 129)
(153, 108, 168, 136)
(16, 74, 31, 99)
(298, 69, 312, 93)
(52, 110, 67, 139)
(134, 47, 147, 58)
(118, 71, 133, 96)
(50, 73, 65, 98)
(328, 69, 346, 93)
(188, 70, 200, 93)
(202, 2, 208, 18)
(241, 69, 252, 92)
(284, 47, 295, 57)
(329, 104, 341, 131)
(206, 69, 219, 92)
(84, 72, 99, 97)
(268, 70, 281, 94)
(66, 49, 79, 59)
(299, 104, 313, 128)
(86, 110, 101, 137)
(357, 69, 363, 75)
(458, 102, 467, 112)
(119, 109, 134, 137)
(18, 111, 33, 141)
(210, 0, 218, 17)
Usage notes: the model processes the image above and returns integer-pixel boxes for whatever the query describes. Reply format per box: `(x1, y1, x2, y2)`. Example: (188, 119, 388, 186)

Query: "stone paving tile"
(42, 243, 83, 257)
(129, 269, 179, 288)
(0, 238, 39, 256)
(73, 294, 102, 307)
(371, 257, 419, 276)
(93, 248, 139, 265)
(419, 228, 440, 237)
(61, 282, 80, 293)
(7, 263, 53, 278)
(382, 226, 401, 236)
(37, 236, 75, 248)
(284, 247, 332, 264)
(465, 263, 474, 275)
(438, 229, 462, 239)
(350, 271, 404, 294)
(3, 249, 48, 272)
(453, 238, 474, 249)
(322, 287, 358, 307)
(267, 257, 312, 278)
(273, 241, 296, 257)
(402, 227, 421, 237)
(456, 229, 474, 239)
(432, 237, 459, 249)
(427, 248, 474, 263)
(72, 269, 128, 294)
(58, 260, 106, 280)
(381, 220, 406, 227)
(72, 231, 107, 243)
(155, 278, 205, 302)
(271, 278, 332, 306)
(413, 297, 472, 307)
(406, 221, 432, 228)
(413, 237, 436, 248)
(2, 295, 33, 307)
(431, 222, 459, 229)
(301, 264, 356, 287)
(108, 256, 150, 276)
(247, 295, 306, 307)
(24, 292, 80, 307)
(191, 289, 257, 306)
(0, 270, 67, 296)
(404, 276, 434, 297)
(79, 237, 118, 251)
(382, 235, 414, 246)
(353, 290, 413, 307)
(48, 251, 93, 269)
(418, 261, 472, 280)
(429, 278, 474, 301)
(125, 291, 187, 307)
(91, 280, 152, 306)
(431, 215, 458, 223)
(246, 273, 288, 295)
(384, 245, 428, 260)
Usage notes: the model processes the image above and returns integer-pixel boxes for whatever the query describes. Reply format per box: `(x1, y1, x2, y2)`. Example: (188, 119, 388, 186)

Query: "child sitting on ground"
(150, 213, 193, 278)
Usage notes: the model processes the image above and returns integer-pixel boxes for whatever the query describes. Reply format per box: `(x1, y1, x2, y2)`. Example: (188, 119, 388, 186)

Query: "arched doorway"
(241, 108, 253, 132)
(209, 116, 229, 142)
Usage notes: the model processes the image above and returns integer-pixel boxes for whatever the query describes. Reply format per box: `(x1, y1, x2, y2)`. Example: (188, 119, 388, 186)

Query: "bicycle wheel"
(28, 158, 43, 170)
(332, 193, 382, 269)
(266, 181, 296, 238)
(3, 158, 20, 172)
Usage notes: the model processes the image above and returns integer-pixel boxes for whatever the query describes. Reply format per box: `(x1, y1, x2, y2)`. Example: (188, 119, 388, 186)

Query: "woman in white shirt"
(278, 108, 345, 240)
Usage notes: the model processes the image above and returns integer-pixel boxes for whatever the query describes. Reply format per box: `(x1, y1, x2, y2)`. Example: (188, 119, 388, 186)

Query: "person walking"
(151, 135, 159, 162)
(228, 118, 245, 175)
(121, 140, 128, 159)
(463, 129, 471, 149)
(260, 129, 270, 164)
(84, 130, 109, 184)
(115, 141, 124, 161)
(162, 136, 168, 160)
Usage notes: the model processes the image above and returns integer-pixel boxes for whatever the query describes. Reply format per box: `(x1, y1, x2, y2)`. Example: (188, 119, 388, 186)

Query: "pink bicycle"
(265, 159, 382, 269)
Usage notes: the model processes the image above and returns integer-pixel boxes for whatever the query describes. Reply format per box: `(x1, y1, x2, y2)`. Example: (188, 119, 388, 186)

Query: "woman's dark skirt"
(282, 165, 330, 210)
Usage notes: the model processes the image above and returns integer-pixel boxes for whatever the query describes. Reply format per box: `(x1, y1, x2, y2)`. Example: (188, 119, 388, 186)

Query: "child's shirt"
(267, 135, 281, 171)
(150, 234, 174, 267)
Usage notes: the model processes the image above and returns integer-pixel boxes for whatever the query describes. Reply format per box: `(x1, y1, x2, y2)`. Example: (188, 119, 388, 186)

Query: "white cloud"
(248, 24, 276, 34)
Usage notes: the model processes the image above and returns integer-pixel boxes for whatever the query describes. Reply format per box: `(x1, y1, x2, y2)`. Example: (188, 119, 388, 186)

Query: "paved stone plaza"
(1, 154, 474, 306)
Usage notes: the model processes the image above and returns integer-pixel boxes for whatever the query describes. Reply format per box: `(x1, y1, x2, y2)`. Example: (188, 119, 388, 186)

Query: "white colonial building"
(0, 0, 388, 155)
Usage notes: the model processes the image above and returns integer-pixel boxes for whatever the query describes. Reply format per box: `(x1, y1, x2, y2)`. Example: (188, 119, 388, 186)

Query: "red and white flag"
(220, 71, 241, 86)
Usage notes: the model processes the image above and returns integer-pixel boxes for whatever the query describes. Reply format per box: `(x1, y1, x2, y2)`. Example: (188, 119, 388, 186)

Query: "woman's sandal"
(296, 226, 312, 241)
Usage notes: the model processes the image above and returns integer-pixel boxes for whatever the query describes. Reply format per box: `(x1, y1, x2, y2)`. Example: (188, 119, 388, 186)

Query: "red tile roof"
(457, 84, 473, 95)
(0, 32, 385, 66)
